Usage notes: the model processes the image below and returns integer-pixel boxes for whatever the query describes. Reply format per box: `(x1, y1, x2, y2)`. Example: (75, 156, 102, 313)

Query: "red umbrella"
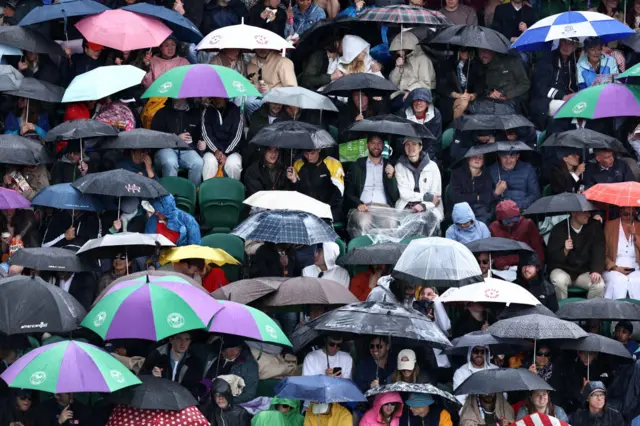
(509, 413, 569, 426)
(584, 181, 640, 207)
(106, 405, 210, 426)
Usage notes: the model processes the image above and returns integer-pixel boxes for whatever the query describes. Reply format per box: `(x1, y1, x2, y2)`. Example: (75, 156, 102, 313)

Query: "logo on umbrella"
(484, 288, 500, 299)
(158, 82, 173, 94)
(125, 184, 141, 193)
(29, 371, 46, 386)
(572, 101, 588, 114)
(94, 312, 107, 327)
(208, 35, 221, 45)
(167, 313, 185, 329)
(560, 25, 576, 36)
(265, 325, 278, 339)
(232, 81, 246, 93)
(109, 369, 126, 384)
(254, 35, 268, 45)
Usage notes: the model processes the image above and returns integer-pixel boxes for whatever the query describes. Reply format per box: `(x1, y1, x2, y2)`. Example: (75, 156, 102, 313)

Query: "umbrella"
(122, 3, 203, 44)
(82, 273, 222, 341)
(454, 368, 554, 395)
(197, 21, 293, 52)
(108, 375, 197, 410)
(31, 183, 104, 211)
(232, 210, 338, 245)
(558, 333, 632, 359)
(159, 245, 240, 267)
(275, 376, 366, 402)
(19, 0, 109, 26)
(463, 141, 535, 158)
(488, 314, 587, 340)
(0, 275, 86, 334)
(444, 331, 530, 356)
(0, 26, 63, 55)
(107, 405, 208, 426)
(556, 297, 640, 320)
(364, 382, 459, 404)
(554, 83, 640, 120)
(512, 11, 634, 52)
(211, 277, 282, 304)
(142, 64, 260, 99)
(263, 87, 338, 112)
(76, 232, 175, 259)
(0, 65, 23, 91)
(344, 114, 435, 140)
(95, 129, 190, 150)
(96, 270, 207, 304)
(9, 247, 96, 272)
(451, 114, 535, 132)
(465, 237, 534, 255)
(75, 10, 172, 51)
(429, 25, 510, 54)
(72, 169, 169, 198)
(321, 73, 399, 97)
(523, 193, 597, 215)
(0, 135, 52, 165)
(497, 304, 557, 320)
(622, 31, 640, 51)
(392, 237, 484, 287)
(583, 182, 640, 207)
(243, 190, 333, 219)
(5, 78, 64, 103)
(616, 62, 640, 83)
(511, 413, 569, 426)
(0, 188, 30, 210)
(62, 65, 146, 103)
(45, 119, 118, 142)
(337, 242, 407, 266)
(542, 128, 628, 153)
(438, 278, 541, 307)
(250, 121, 335, 150)
(208, 300, 291, 346)
(1, 340, 140, 393)
(358, 5, 451, 26)
(0, 45, 24, 61)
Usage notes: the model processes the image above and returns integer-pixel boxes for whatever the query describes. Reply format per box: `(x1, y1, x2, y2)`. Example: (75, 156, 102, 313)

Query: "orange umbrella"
(584, 181, 640, 207)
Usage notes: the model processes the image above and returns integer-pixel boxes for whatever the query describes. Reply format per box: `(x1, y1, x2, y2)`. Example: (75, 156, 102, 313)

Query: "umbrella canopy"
(5, 77, 64, 102)
(142, 64, 260, 99)
(429, 25, 510, 53)
(512, 11, 634, 52)
(0, 275, 86, 334)
(0, 65, 23, 91)
(243, 190, 333, 219)
(344, 114, 435, 140)
(556, 297, 640, 320)
(616, 62, 640, 83)
(451, 114, 535, 132)
(364, 382, 459, 404)
(31, 183, 104, 211)
(463, 141, 535, 158)
(250, 121, 336, 150)
(321, 73, 399, 97)
(0, 135, 52, 165)
(542, 128, 627, 153)
(554, 83, 640, 120)
(108, 375, 198, 410)
(584, 182, 640, 207)
(77, 232, 175, 259)
(275, 376, 366, 403)
(197, 22, 293, 51)
(209, 300, 291, 346)
(9, 247, 96, 272)
(523, 193, 597, 215)
(75, 10, 172, 51)
(96, 129, 189, 150)
(263, 87, 338, 112)
(454, 368, 554, 395)
(19, 0, 109, 26)
(498, 304, 557, 320)
(558, 333, 632, 359)
(45, 119, 118, 142)
(444, 331, 530, 356)
(72, 169, 168, 198)
(392, 237, 483, 287)
(96, 271, 207, 304)
(62, 65, 146, 103)
(159, 245, 239, 267)
(0, 188, 30, 210)
(1, 340, 141, 393)
(0, 26, 63, 55)
(488, 314, 588, 340)
(107, 405, 208, 426)
(465, 237, 534, 255)
(358, 5, 451, 26)
(0, 44, 21, 60)
(622, 31, 640, 51)
(122, 3, 203, 43)
(439, 278, 541, 306)
(232, 210, 338, 245)
(82, 273, 223, 341)
(211, 277, 281, 304)
(337, 242, 407, 266)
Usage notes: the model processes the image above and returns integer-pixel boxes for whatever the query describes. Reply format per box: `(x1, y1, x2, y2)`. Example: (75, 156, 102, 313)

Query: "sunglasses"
(536, 351, 551, 358)
(472, 348, 486, 354)
(370, 344, 383, 349)
(17, 395, 32, 400)
(479, 259, 490, 265)
(327, 341, 342, 347)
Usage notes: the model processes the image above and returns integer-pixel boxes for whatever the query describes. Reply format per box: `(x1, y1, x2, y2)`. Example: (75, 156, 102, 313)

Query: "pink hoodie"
(359, 392, 404, 426)
(142, 55, 189, 88)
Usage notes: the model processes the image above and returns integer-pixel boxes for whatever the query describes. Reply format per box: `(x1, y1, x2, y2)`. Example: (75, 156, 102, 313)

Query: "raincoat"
(252, 410, 286, 426)
(360, 392, 403, 426)
(452, 346, 498, 405)
(303, 403, 352, 426)
(269, 397, 304, 426)
(460, 393, 514, 426)
(329, 35, 382, 77)
(142, 55, 190, 89)
(389, 31, 436, 91)
(445, 202, 490, 244)
(145, 194, 202, 246)
(394, 152, 444, 222)
(302, 242, 350, 287)
(577, 53, 619, 90)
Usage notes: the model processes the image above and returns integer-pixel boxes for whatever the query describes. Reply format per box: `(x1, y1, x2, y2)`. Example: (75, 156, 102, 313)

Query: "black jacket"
(550, 162, 583, 195)
(451, 309, 496, 338)
(33, 399, 91, 426)
(243, 156, 292, 197)
(205, 378, 252, 426)
(50, 160, 87, 185)
(294, 156, 344, 222)
(547, 218, 605, 280)
(201, 103, 244, 155)
(139, 343, 205, 393)
(39, 271, 100, 311)
(583, 159, 635, 189)
(571, 407, 624, 426)
(59, 53, 103, 87)
(515, 252, 558, 312)
(449, 165, 497, 224)
(344, 157, 400, 211)
(250, 242, 296, 278)
(530, 50, 577, 128)
(491, 3, 536, 40)
(150, 105, 201, 147)
(247, 3, 286, 37)
(0, 395, 34, 426)
(436, 56, 485, 124)
(298, 49, 331, 91)
(41, 211, 101, 249)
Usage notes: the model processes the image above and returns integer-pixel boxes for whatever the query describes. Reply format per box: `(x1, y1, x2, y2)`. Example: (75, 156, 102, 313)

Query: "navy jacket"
(488, 160, 540, 211)
(583, 159, 635, 189)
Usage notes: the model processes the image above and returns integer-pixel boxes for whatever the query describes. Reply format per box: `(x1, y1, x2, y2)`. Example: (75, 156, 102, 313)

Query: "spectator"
(460, 393, 514, 426)
(105, 49, 148, 70)
(205, 378, 252, 426)
(34, 393, 91, 426)
(98, 253, 131, 293)
(550, 148, 584, 194)
(285, 0, 326, 40)
(116, 149, 157, 180)
(478, 49, 531, 113)
(526, 345, 564, 403)
(563, 352, 611, 413)
(436, 48, 483, 124)
(298, 38, 343, 90)
(60, 40, 104, 86)
(302, 335, 353, 379)
(491, 0, 536, 43)
(583, 148, 635, 189)
(145, 194, 202, 246)
(170, 258, 206, 282)
(548, 212, 605, 300)
(338, 91, 388, 136)
(247, 49, 297, 93)
(50, 140, 89, 184)
(251, 243, 296, 278)
(248, 0, 287, 37)
(48, 268, 99, 311)
(17, 51, 60, 85)
(142, 36, 189, 88)
(360, 392, 403, 426)
(205, 338, 259, 404)
(269, 398, 304, 426)
(603, 207, 640, 299)
(210, 48, 247, 77)
(243, 147, 292, 197)
(578, 37, 619, 90)
(389, 32, 436, 94)
(515, 252, 559, 312)
(42, 210, 100, 249)
(516, 390, 569, 422)
(475, 252, 491, 278)
(488, 151, 540, 211)
(0, 389, 35, 425)
(453, 345, 498, 405)
(5, 98, 49, 141)
(354, 336, 396, 392)
(140, 332, 204, 390)
(452, 303, 495, 338)
(399, 89, 442, 160)
(570, 382, 624, 426)
(350, 265, 390, 302)
(389, 349, 433, 385)
(627, 0, 640, 29)
(202, 0, 248, 35)
(446, 202, 490, 243)
(95, 96, 137, 132)
(401, 393, 453, 426)
(329, 35, 381, 77)
(614, 320, 639, 355)
(248, 103, 283, 139)
(302, 242, 349, 287)
(200, 97, 244, 181)
(449, 153, 496, 224)
(440, 0, 478, 25)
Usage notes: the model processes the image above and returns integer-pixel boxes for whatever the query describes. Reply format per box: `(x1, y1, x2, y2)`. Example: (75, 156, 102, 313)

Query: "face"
(522, 265, 537, 280)
(559, 39, 577, 57)
(304, 150, 321, 164)
(55, 393, 73, 406)
(285, 105, 299, 117)
(367, 137, 384, 158)
(420, 287, 437, 301)
(408, 0, 425, 6)
(476, 253, 490, 274)
(589, 392, 606, 410)
(595, 151, 615, 168)
(17, 395, 31, 411)
(25, 51, 38, 62)
(635, 0, 640, 13)
(401, 369, 413, 378)
(222, 346, 241, 360)
(169, 333, 192, 354)
(277, 404, 292, 415)
(409, 406, 429, 417)
(381, 402, 397, 416)
(84, 46, 101, 60)
(160, 39, 177, 59)
(535, 347, 551, 367)
(412, 100, 428, 114)
(113, 255, 128, 273)
(264, 146, 279, 165)
(572, 211, 592, 226)
(17, 97, 27, 109)
(605, 0, 617, 9)
(215, 394, 229, 409)
(531, 391, 549, 409)
(564, 153, 580, 167)
(468, 155, 484, 169)
(313, 247, 325, 266)
(255, 49, 270, 59)
(505, 130, 517, 141)
(578, 351, 597, 365)
(130, 149, 147, 164)
(621, 207, 636, 222)
(298, 0, 312, 10)
(479, 394, 496, 406)
(499, 153, 519, 170)
(223, 48, 239, 60)
(325, 338, 342, 356)
(458, 219, 474, 229)
(587, 45, 602, 62)
(445, 0, 459, 6)
(370, 337, 388, 360)
(68, 152, 82, 164)
(268, 0, 280, 7)
(615, 327, 631, 343)
(459, 49, 469, 61)
(352, 91, 369, 110)
(268, 103, 282, 116)
(212, 97, 227, 109)
(478, 49, 494, 64)
(471, 346, 486, 367)
(404, 140, 421, 159)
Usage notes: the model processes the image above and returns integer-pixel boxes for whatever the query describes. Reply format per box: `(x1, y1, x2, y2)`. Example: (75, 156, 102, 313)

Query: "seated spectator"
(269, 398, 304, 426)
(389, 349, 433, 385)
(98, 253, 131, 293)
(4, 98, 49, 140)
(491, 0, 536, 43)
(488, 150, 540, 211)
(360, 392, 403, 426)
(603, 207, 640, 299)
(578, 37, 619, 90)
(446, 202, 490, 244)
(17, 51, 60, 85)
(302, 242, 349, 287)
(475, 252, 491, 278)
(354, 336, 396, 392)
(48, 268, 99, 311)
(329, 35, 381, 77)
(50, 140, 89, 184)
(389, 32, 436, 95)
(2, 165, 49, 201)
(171, 258, 206, 282)
(202, 0, 247, 35)
(516, 390, 568, 422)
(105, 49, 148, 70)
(440, 0, 477, 24)
(298, 38, 343, 91)
(205, 378, 252, 426)
(584, 148, 635, 189)
(401, 393, 453, 426)
(614, 320, 639, 355)
(450, 130, 496, 164)
(304, 402, 352, 426)
(399, 89, 442, 160)
(247, 49, 297, 95)
(563, 352, 611, 413)
(210, 48, 247, 76)
(142, 36, 189, 88)
(95, 95, 137, 132)
(1, 389, 35, 425)
(302, 335, 353, 379)
(285, 0, 326, 40)
(116, 149, 156, 180)
(338, 91, 387, 136)
(252, 410, 284, 426)
(489, 200, 545, 271)
(478, 49, 530, 113)
(248, 0, 287, 37)
(460, 393, 514, 426)
(550, 148, 584, 194)
(526, 344, 563, 401)
(42, 209, 100, 248)
(244, 147, 292, 197)
(60, 40, 104, 86)
(251, 242, 296, 278)
(200, 97, 244, 181)
(516, 252, 558, 312)
(453, 345, 498, 405)
(201, 265, 229, 293)
(452, 303, 495, 338)
(34, 393, 90, 426)
(350, 265, 390, 302)
(248, 103, 283, 139)
(436, 47, 483, 124)
(449, 153, 495, 224)
(205, 338, 259, 404)
(145, 194, 202, 246)
(548, 212, 605, 300)
(570, 382, 623, 426)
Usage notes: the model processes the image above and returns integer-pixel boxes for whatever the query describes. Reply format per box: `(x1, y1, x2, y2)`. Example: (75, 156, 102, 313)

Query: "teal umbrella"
(62, 65, 146, 103)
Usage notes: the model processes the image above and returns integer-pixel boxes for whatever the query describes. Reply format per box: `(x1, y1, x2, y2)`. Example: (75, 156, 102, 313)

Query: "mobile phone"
(626, 268, 636, 272)
(332, 367, 342, 375)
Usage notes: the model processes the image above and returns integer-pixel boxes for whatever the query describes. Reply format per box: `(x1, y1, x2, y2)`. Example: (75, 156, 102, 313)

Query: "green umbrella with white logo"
(554, 83, 640, 120)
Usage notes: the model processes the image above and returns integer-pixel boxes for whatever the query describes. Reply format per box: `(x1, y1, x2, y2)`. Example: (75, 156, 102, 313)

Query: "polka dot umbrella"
(106, 405, 208, 426)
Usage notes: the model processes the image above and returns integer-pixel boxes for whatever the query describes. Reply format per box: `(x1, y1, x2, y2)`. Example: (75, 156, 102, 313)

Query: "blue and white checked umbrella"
(512, 11, 634, 52)
(232, 210, 338, 245)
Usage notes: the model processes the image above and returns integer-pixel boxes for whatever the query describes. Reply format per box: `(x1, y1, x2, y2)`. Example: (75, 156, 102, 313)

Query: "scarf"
(537, 362, 553, 382)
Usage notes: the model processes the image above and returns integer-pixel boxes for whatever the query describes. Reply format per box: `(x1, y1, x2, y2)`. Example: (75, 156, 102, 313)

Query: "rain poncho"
(145, 194, 202, 246)
(252, 410, 287, 426)
(445, 202, 490, 244)
(360, 392, 404, 426)
(302, 242, 350, 287)
(452, 345, 498, 405)
(328, 35, 382, 77)
(303, 403, 352, 426)
(269, 397, 304, 426)
(389, 31, 436, 91)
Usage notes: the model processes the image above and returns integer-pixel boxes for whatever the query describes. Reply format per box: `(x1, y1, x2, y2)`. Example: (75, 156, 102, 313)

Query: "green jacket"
(345, 157, 400, 211)
(482, 54, 531, 101)
(252, 410, 287, 426)
(270, 397, 304, 426)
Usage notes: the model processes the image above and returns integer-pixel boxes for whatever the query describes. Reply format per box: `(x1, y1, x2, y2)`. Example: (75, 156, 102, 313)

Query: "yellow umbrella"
(159, 245, 240, 266)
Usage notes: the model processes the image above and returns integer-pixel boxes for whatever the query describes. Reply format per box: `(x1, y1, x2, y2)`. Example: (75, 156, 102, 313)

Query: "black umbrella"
(365, 383, 459, 404)
(444, 331, 530, 356)
(465, 237, 534, 255)
(0, 275, 86, 334)
(96, 129, 190, 150)
(453, 368, 554, 395)
(463, 141, 535, 158)
(9, 247, 97, 272)
(0, 65, 23, 91)
(488, 314, 587, 340)
(321, 73, 399, 97)
(5, 77, 65, 102)
(250, 121, 335, 150)
(542, 128, 628, 154)
(428, 25, 511, 54)
(45, 119, 119, 142)
(107, 375, 198, 410)
(343, 114, 435, 141)
(497, 303, 557, 320)
(451, 114, 535, 132)
(558, 333, 632, 360)
(0, 26, 64, 55)
(77, 232, 175, 260)
(556, 298, 640, 321)
(337, 242, 407, 266)
(622, 31, 640, 52)
(523, 193, 597, 216)
(0, 135, 53, 165)
(72, 169, 168, 199)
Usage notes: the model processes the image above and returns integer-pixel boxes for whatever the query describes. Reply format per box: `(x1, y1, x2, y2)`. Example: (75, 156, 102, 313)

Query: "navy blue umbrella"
(275, 376, 366, 403)
(19, 0, 109, 29)
(31, 183, 104, 211)
(121, 3, 202, 43)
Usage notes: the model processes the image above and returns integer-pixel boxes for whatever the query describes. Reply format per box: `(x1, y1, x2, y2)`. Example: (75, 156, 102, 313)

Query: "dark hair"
(525, 391, 556, 417)
(179, 258, 206, 270)
(597, 0, 617, 15)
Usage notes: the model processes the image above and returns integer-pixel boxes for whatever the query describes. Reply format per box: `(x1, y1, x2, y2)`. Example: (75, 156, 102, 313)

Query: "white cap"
(397, 349, 416, 370)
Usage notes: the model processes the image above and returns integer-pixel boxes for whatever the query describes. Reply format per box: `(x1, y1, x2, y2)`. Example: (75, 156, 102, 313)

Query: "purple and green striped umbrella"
(1, 340, 141, 393)
(142, 64, 261, 99)
(209, 301, 291, 347)
(554, 83, 640, 120)
(81, 274, 223, 341)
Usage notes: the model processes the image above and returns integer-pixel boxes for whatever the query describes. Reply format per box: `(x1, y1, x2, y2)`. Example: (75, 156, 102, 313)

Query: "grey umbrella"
(365, 383, 459, 404)
(556, 298, 640, 321)
(444, 331, 530, 356)
(497, 304, 557, 320)
(337, 242, 407, 266)
(0, 135, 53, 165)
(454, 368, 554, 395)
(0, 65, 23, 91)
(558, 333, 632, 360)
(0, 26, 64, 55)
(263, 87, 338, 112)
(95, 129, 190, 150)
(250, 121, 336, 150)
(45, 119, 119, 142)
(489, 314, 587, 340)
(9, 247, 97, 273)
(5, 77, 64, 102)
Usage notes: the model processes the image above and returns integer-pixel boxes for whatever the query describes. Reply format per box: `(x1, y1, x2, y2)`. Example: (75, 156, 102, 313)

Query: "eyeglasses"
(472, 348, 486, 354)
(327, 341, 342, 347)
(536, 351, 551, 358)
(370, 344, 383, 349)
(479, 259, 490, 265)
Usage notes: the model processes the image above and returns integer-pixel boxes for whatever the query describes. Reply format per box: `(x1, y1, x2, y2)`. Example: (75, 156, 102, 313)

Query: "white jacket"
(452, 346, 499, 406)
(394, 154, 443, 222)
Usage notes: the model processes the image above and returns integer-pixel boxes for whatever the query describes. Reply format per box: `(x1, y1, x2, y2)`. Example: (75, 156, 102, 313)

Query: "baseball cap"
(397, 349, 416, 370)
(86, 41, 105, 52)
(403, 137, 422, 146)
(405, 393, 434, 407)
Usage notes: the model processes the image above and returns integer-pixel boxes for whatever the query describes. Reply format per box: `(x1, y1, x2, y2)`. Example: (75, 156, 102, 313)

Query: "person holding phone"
(34, 393, 90, 426)
(302, 335, 352, 379)
(603, 207, 640, 299)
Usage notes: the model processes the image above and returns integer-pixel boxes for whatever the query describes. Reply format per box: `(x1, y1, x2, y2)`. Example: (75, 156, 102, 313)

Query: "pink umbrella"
(75, 10, 172, 51)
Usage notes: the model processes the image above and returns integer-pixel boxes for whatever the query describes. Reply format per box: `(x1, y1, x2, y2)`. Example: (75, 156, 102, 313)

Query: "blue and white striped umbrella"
(512, 11, 634, 52)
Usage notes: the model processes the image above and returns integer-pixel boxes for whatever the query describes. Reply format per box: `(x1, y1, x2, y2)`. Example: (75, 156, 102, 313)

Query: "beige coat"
(246, 51, 297, 89)
(389, 32, 436, 91)
(460, 394, 515, 426)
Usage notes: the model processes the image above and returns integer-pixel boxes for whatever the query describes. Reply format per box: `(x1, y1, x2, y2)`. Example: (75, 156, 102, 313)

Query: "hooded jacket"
(252, 410, 287, 426)
(201, 102, 244, 155)
(577, 53, 619, 90)
(460, 393, 515, 426)
(269, 397, 304, 426)
(446, 202, 491, 244)
(303, 403, 352, 426)
(515, 252, 558, 312)
(207, 378, 252, 426)
(302, 242, 350, 287)
(400, 88, 443, 160)
(570, 381, 623, 426)
(452, 346, 498, 405)
(204, 345, 260, 404)
(389, 32, 436, 91)
(366, 276, 400, 304)
(331, 35, 381, 77)
(394, 152, 444, 222)
(145, 194, 202, 246)
(360, 392, 404, 426)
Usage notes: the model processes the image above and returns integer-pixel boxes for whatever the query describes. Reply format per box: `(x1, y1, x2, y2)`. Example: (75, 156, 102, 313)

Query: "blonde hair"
(346, 50, 367, 75)
(391, 364, 421, 383)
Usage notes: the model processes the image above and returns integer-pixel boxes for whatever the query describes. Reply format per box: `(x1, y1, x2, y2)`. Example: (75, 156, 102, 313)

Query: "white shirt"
(360, 158, 387, 205)
(302, 348, 353, 379)
(59, 273, 75, 293)
(302, 265, 350, 288)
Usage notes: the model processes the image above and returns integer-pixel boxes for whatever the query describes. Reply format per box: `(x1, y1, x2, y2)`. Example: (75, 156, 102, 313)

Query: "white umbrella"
(263, 87, 338, 112)
(62, 65, 146, 103)
(196, 21, 293, 52)
(243, 190, 333, 220)
(439, 278, 540, 307)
